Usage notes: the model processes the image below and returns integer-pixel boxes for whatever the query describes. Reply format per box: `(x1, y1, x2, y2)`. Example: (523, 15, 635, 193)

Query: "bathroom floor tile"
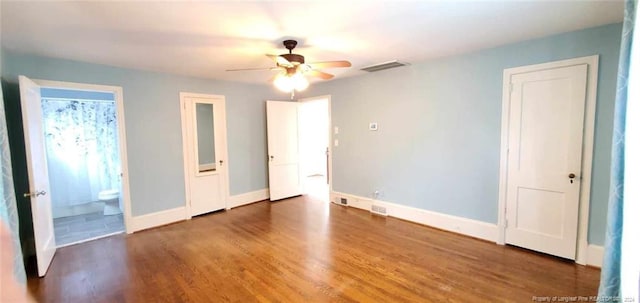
(53, 212, 124, 246)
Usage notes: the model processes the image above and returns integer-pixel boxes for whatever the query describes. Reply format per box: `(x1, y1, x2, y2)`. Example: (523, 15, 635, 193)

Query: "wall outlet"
(371, 205, 387, 216)
(373, 190, 383, 199)
(340, 197, 348, 205)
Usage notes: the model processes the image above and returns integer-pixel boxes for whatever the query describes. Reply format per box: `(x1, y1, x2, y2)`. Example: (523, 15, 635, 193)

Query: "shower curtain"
(42, 99, 120, 208)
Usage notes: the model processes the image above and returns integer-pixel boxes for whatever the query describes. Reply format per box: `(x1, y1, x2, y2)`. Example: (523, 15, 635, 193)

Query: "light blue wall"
(299, 23, 621, 246)
(41, 87, 114, 101)
(2, 51, 278, 216)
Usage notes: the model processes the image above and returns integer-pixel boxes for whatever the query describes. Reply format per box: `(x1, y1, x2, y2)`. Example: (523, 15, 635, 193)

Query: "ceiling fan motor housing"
(279, 39, 305, 65)
(281, 53, 305, 65)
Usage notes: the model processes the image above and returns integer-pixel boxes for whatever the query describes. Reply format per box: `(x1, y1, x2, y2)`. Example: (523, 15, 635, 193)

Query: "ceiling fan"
(226, 39, 351, 93)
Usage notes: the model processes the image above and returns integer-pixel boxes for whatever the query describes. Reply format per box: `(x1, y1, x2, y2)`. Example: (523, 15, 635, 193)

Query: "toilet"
(98, 189, 121, 215)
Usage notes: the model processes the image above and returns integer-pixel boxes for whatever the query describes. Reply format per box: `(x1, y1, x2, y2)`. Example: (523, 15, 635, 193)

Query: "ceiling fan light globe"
(274, 74, 294, 92)
(293, 74, 309, 91)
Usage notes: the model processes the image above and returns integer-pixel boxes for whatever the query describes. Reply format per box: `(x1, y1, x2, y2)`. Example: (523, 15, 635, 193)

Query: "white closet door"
(504, 64, 588, 259)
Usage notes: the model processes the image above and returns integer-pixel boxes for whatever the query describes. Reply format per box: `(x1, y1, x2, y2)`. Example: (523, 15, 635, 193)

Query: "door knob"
(568, 173, 576, 184)
(269, 155, 274, 161)
(219, 160, 224, 166)
(24, 190, 46, 198)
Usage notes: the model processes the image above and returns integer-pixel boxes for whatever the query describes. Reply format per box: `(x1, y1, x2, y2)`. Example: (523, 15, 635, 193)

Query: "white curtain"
(42, 99, 120, 207)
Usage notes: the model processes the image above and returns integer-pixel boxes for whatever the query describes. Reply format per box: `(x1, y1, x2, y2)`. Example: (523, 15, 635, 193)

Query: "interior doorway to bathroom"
(19, 77, 132, 275)
(298, 96, 330, 202)
(21, 79, 132, 250)
(41, 87, 126, 247)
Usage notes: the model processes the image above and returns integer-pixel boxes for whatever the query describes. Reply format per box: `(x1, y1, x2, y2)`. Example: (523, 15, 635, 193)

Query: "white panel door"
(266, 101, 302, 201)
(18, 75, 57, 277)
(183, 94, 229, 216)
(505, 64, 588, 259)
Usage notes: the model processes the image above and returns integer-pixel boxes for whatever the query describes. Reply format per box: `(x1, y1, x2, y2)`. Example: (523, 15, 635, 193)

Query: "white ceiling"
(1, 1, 624, 84)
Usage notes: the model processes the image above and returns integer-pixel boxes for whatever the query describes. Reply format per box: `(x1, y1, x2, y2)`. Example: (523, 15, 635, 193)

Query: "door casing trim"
(496, 55, 599, 265)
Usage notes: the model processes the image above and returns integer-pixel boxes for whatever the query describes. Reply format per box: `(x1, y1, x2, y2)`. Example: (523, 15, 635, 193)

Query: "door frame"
(179, 92, 230, 218)
(496, 55, 599, 265)
(33, 79, 133, 234)
(297, 95, 333, 193)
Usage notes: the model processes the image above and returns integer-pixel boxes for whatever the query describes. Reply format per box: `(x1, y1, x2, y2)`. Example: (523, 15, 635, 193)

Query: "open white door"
(19, 75, 57, 277)
(266, 101, 302, 201)
(504, 65, 587, 259)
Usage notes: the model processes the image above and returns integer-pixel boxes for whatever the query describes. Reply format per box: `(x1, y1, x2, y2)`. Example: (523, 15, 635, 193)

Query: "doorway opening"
(40, 87, 125, 247)
(298, 96, 330, 202)
(19, 77, 131, 276)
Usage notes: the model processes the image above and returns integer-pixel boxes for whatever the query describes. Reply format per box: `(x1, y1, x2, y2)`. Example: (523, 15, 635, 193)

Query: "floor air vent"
(360, 60, 409, 72)
(371, 205, 387, 216)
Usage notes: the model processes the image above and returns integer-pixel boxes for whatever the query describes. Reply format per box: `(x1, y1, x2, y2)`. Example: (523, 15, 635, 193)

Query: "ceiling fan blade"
(266, 54, 293, 67)
(306, 70, 334, 80)
(307, 60, 352, 69)
(226, 67, 280, 72)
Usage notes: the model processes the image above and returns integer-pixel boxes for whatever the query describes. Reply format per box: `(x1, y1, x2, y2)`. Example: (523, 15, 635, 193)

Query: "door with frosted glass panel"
(181, 93, 229, 216)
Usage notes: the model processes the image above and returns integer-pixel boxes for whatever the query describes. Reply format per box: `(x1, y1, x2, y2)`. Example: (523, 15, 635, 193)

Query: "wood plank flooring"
(27, 195, 600, 302)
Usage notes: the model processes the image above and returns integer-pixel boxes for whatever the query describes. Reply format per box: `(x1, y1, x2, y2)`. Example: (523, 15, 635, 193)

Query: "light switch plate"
(369, 122, 378, 131)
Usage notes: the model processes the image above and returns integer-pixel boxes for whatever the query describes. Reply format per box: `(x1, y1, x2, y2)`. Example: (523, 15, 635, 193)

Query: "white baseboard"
(228, 188, 270, 209)
(331, 191, 498, 242)
(129, 191, 604, 267)
(331, 191, 605, 266)
(586, 244, 604, 267)
(131, 207, 187, 232)
(130, 189, 269, 232)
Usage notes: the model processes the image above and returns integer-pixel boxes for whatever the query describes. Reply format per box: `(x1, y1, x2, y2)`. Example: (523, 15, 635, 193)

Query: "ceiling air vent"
(360, 60, 409, 72)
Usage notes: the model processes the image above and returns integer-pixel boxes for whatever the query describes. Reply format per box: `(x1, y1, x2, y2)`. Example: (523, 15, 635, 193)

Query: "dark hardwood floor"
(28, 195, 600, 302)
